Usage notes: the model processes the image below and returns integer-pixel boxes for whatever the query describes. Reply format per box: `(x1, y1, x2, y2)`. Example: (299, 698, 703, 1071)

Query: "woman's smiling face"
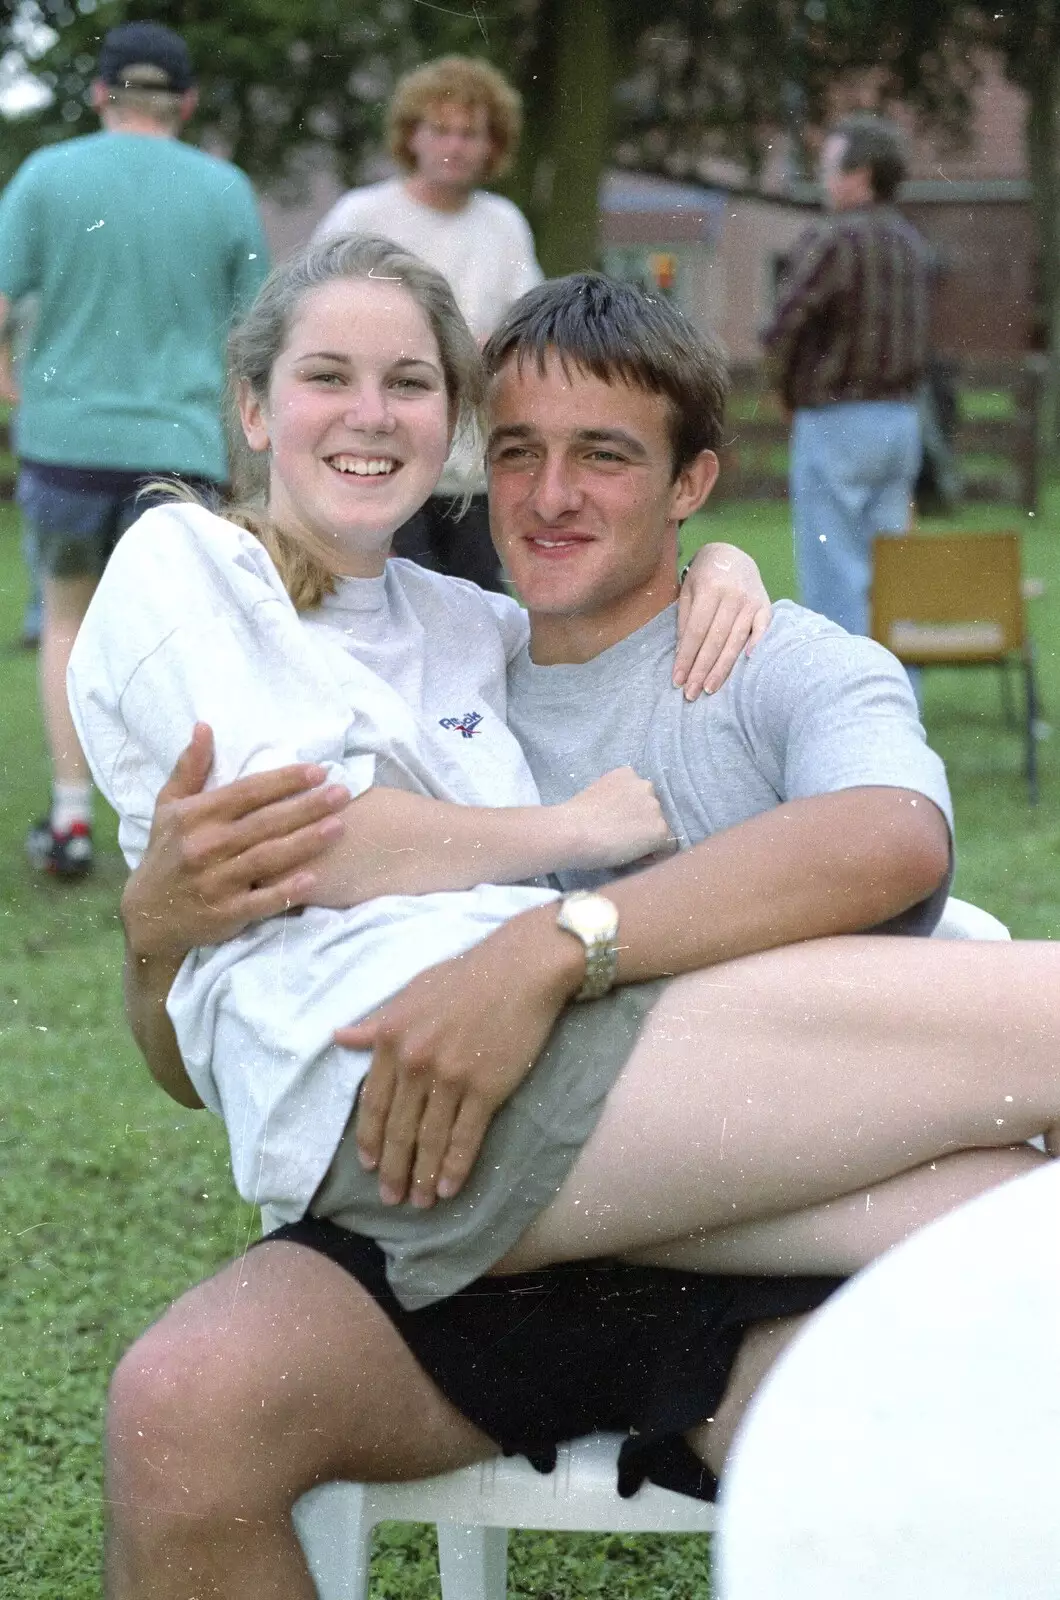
(240, 277, 453, 577)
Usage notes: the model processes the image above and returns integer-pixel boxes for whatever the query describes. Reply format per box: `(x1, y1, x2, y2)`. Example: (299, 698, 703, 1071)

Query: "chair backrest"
(870, 532, 1025, 664)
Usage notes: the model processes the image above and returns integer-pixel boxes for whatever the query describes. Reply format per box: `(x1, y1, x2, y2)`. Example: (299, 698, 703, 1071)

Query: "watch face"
(563, 894, 619, 940)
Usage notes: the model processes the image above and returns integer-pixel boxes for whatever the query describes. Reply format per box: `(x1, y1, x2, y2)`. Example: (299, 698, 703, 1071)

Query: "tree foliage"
(3, 0, 1054, 402)
(614, 0, 981, 182)
(0, 0, 499, 192)
(0, 2, 992, 228)
(0, 0, 644, 272)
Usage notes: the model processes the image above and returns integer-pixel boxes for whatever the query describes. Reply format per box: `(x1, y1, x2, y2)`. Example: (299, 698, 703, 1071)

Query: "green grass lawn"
(2, 489, 1059, 1598)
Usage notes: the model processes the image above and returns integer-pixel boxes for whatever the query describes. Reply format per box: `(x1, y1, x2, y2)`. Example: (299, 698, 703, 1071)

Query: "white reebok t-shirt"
(67, 502, 554, 1218)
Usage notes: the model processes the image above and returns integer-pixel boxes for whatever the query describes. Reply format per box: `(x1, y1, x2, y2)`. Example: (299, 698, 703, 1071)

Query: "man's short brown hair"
(484, 274, 729, 475)
(388, 56, 523, 183)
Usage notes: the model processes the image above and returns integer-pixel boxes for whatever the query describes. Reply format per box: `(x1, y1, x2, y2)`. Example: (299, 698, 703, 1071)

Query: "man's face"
(407, 101, 494, 192)
(487, 352, 718, 639)
(819, 133, 871, 211)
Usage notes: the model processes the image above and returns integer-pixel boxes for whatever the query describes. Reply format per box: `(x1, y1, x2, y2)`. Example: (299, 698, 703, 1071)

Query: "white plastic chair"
(275, 893, 1010, 1599)
(930, 894, 1011, 941)
(291, 1434, 717, 1600)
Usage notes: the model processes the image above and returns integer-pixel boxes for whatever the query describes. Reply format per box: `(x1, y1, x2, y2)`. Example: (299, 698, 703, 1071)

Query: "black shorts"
(264, 1218, 843, 1502)
(391, 493, 505, 593)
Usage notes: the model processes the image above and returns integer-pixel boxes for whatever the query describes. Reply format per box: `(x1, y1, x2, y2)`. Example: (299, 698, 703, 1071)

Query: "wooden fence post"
(1016, 355, 1046, 514)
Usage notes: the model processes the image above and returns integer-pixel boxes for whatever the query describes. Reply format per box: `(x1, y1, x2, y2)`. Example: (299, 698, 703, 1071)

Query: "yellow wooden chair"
(870, 532, 1042, 802)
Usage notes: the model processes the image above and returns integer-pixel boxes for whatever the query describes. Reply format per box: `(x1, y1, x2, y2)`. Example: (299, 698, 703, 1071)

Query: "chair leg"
(292, 1483, 375, 1600)
(1023, 646, 1040, 805)
(437, 1523, 509, 1600)
(998, 659, 1017, 728)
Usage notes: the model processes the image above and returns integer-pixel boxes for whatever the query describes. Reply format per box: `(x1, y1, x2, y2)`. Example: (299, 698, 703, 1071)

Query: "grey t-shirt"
(508, 599, 954, 931)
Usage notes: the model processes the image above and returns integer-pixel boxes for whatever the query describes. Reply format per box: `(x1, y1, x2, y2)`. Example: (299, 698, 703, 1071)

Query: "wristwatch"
(556, 891, 620, 1001)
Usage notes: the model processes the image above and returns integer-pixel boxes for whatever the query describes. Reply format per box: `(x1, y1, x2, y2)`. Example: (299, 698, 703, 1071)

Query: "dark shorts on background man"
(262, 1217, 843, 1503)
(18, 460, 222, 580)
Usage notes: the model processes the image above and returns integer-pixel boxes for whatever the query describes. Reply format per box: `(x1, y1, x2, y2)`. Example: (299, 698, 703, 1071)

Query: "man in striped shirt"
(762, 114, 930, 636)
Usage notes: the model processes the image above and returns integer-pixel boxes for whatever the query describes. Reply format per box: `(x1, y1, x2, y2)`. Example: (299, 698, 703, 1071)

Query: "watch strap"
(556, 892, 620, 1002)
(576, 938, 619, 1001)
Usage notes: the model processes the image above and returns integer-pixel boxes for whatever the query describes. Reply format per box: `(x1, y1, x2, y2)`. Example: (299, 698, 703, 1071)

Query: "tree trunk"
(1023, 5, 1060, 457)
(506, 5, 559, 227)
(526, 0, 615, 276)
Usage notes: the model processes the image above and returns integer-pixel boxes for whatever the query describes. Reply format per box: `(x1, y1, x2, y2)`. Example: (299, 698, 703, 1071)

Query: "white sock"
(51, 781, 93, 835)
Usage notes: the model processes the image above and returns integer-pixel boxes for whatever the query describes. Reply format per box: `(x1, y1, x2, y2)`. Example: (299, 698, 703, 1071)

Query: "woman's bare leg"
(627, 1145, 1047, 1275)
(671, 1151, 1046, 1479)
(498, 938, 1060, 1273)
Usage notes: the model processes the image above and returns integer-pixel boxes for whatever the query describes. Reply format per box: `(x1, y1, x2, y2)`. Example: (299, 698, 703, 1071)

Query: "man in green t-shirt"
(0, 21, 268, 878)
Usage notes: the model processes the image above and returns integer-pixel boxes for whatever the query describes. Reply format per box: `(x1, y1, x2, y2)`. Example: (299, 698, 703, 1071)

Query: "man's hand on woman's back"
(121, 723, 349, 961)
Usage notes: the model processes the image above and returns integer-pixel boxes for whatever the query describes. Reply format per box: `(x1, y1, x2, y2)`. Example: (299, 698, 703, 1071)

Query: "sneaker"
(26, 817, 94, 879)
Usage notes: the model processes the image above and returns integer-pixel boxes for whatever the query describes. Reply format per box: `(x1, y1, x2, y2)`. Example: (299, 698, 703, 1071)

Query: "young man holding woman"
(69, 245, 1058, 1598)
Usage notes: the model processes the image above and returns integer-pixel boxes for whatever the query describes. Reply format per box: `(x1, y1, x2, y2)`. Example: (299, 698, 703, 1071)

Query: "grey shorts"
(312, 978, 669, 1310)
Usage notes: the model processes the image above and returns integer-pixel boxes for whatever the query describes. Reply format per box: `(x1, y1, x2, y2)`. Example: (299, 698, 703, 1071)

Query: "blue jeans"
(790, 401, 922, 637)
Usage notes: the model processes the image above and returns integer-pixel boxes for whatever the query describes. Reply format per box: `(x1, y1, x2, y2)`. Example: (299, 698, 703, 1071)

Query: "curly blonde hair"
(388, 56, 522, 183)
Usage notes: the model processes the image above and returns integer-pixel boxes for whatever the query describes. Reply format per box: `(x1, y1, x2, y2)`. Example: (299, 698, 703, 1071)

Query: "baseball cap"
(96, 22, 195, 93)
